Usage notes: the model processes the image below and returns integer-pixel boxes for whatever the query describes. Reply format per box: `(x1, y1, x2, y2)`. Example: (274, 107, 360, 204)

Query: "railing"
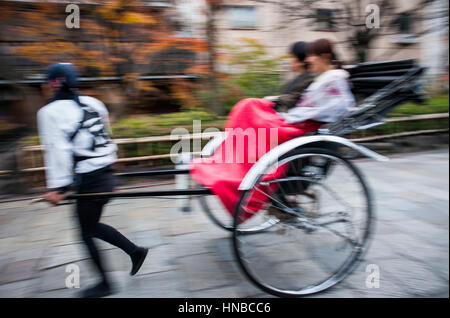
(0, 131, 222, 176)
(0, 113, 448, 177)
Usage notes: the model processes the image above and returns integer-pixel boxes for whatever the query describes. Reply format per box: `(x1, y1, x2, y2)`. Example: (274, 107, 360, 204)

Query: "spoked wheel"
(198, 195, 234, 231)
(233, 148, 374, 297)
(198, 195, 280, 233)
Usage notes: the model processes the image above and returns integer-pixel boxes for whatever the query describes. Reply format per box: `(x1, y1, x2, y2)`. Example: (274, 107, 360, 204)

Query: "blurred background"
(0, 0, 448, 300)
(0, 0, 448, 196)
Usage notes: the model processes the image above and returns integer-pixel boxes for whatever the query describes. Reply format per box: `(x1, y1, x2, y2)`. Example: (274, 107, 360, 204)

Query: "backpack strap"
(69, 102, 89, 142)
(69, 101, 112, 168)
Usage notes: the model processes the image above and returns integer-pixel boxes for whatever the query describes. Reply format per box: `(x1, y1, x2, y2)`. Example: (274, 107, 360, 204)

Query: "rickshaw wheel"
(198, 195, 234, 231)
(198, 195, 280, 233)
(233, 148, 374, 297)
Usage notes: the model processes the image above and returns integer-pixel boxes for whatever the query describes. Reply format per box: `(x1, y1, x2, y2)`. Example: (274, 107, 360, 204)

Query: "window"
(141, 0, 172, 7)
(228, 7, 257, 29)
(394, 12, 417, 44)
(316, 9, 334, 31)
(398, 13, 413, 34)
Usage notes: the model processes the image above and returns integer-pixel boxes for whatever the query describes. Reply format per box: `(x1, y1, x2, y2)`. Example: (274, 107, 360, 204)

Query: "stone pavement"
(0, 149, 448, 298)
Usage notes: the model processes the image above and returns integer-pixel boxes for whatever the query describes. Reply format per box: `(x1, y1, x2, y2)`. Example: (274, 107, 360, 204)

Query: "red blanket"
(190, 98, 321, 219)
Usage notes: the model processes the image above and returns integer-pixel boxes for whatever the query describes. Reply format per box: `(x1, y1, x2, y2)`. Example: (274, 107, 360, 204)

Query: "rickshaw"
(55, 59, 427, 297)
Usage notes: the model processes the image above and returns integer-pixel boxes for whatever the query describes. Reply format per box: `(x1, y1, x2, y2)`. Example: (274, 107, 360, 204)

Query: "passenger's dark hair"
(307, 38, 342, 69)
(290, 41, 308, 62)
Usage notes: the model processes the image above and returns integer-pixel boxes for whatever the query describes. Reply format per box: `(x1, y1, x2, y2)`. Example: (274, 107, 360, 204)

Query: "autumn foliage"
(0, 0, 210, 78)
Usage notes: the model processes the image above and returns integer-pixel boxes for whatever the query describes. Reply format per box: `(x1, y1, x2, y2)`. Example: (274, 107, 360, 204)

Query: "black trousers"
(75, 166, 137, 281)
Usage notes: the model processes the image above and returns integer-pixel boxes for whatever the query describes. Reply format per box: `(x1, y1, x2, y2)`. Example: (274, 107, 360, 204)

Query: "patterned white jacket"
(37, 96, 117, 190)
(279, 69, 355, 124)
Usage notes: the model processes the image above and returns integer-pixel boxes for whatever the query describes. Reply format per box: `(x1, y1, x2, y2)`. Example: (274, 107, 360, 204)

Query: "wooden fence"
(0, 113, 448, 178)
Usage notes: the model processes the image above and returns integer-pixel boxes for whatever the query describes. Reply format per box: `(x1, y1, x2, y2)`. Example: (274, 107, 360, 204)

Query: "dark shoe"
(79, 281, 113, 298)
(130, 247, 149, 276)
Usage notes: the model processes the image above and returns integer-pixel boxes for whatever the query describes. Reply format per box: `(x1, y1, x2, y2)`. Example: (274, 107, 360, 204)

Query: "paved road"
(0, 149, 448, 298)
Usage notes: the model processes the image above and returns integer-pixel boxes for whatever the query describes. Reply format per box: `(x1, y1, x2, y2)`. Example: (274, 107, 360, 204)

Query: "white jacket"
(279, 69, 355, 124)
(37, 96, 117, 189)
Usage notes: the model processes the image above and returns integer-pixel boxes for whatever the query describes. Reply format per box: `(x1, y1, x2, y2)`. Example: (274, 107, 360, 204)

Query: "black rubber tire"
(198, 195, 233, 231)
(232, 147, 375, 297)
(198, 195, 280, 233)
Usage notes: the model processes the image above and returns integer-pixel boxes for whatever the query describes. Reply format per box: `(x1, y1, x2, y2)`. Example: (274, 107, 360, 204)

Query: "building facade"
(176, 0, 448, 82)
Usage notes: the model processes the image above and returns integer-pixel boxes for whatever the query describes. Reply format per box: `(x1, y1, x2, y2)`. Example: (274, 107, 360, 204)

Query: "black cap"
(46, 63, 79, 88)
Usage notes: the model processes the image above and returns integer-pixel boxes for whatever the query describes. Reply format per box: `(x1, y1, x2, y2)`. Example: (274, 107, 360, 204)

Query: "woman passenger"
(191, 39, 355, 216)
(278, 38, 355, 124)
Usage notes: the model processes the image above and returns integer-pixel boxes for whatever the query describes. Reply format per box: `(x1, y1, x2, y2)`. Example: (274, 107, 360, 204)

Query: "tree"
(2, 0, 209, 75)
(0, 0, 209, 117)
(220, 38, 283, 99)
(246, 0, 448, 62)
(204, 0, 224, 115)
